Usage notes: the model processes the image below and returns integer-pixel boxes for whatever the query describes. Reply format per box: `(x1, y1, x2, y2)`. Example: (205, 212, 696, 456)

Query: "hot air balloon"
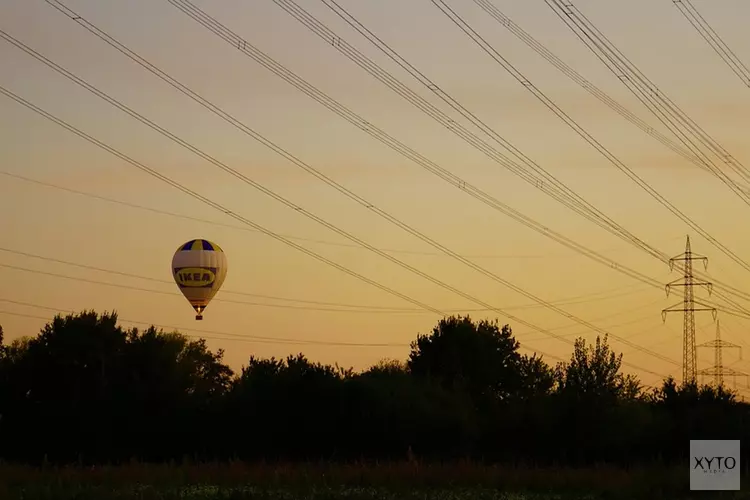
(172, 239, 227, 320)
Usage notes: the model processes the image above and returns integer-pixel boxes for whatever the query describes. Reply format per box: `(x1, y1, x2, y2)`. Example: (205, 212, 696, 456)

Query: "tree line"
(0, 311, 746, 466)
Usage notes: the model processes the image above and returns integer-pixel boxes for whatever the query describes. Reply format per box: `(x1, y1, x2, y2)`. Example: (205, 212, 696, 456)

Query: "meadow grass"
(0, 461, 747, 499)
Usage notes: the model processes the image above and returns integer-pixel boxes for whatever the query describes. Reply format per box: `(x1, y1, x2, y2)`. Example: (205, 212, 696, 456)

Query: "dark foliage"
(0, 311, 746, 466)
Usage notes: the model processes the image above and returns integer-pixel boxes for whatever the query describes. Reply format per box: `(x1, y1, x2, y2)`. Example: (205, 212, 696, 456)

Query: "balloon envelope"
(172, 239, 227, 320)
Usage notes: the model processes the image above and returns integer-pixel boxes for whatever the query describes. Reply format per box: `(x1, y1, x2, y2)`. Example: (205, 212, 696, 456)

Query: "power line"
(671, 0, 750, 88)
(431, 2, 750, 316)
(0, 82, 667, 379)
(429, 0, 750, 272)
(305, 0, 750, 274)
(2, 288, 664, 390)
(4, 2, 748, 378)
(464, 0, 750, 310)
(266, 0, 750, 318)
(170, 0, 750, 319)
(0, 246, 653, 313)
(0, 263, 660, 340)
(0, 260, 651, 316)
(0, 299, 403, 348)
(17, 166, 746, 314)
(162, 0, 678, 291)
(467, 0, 744, 182)
(0, 86, 445, 318)
(161, 0, 721, 349)
(3, 29, 493, 318)
(271, 0, 670, 263)
(4, 14, 678, 370)
(0, 300, 570, 363)
(0, 263, 426, 314)
(544, 0, 750, 219)
(175, 0, 713, 311)
(5, 169, 634, 261)
(539, 0, 750, 311)
(705, 302, 750, 321)
(523, 303, 668, 343)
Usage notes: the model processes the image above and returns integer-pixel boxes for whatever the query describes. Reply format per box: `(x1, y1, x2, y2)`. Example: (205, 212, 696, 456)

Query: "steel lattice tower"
(698, 320, 747, 387)
(662, 236, 716, 384)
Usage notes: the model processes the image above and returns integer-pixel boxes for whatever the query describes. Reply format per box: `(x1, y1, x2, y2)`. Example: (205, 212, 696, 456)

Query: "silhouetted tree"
(650, 376, 736, 406)
(224, 354, 350, 460)
(362, 358, 409, 377)
(548, 335, 647, 464)
(121, 326, 233, 460)
(0, 313, 235, 462)
(351, 360, 479, 460)
(408, 315, 528, 403)
(554, 335, 640, 402)
(518, 353, 555, 399)
(0, 309, 747, 466)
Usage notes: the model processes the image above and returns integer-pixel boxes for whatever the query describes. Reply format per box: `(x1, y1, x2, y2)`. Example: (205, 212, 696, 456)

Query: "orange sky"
(2, 0, 750, 392)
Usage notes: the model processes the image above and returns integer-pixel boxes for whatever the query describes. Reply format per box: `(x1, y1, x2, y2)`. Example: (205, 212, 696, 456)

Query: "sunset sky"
(2, 0, 750, 392)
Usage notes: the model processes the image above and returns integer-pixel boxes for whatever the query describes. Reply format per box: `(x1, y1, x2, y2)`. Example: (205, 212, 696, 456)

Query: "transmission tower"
(698, 320, 747, 388)
(662, 236, 716, 384)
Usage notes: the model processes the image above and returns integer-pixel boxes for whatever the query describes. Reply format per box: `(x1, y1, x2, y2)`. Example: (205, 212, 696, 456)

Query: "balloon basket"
(195, 314, 203, 321)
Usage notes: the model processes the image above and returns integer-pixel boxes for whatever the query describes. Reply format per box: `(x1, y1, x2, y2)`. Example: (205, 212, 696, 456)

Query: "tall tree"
(408, 315, 527, 402)
(554, 334, 640, 402)
(518, 353, 555, 399)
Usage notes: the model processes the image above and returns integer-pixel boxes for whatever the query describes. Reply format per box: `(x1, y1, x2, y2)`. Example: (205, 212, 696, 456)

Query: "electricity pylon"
(698, 320, 747, 388)
(662, 236, 716, 385)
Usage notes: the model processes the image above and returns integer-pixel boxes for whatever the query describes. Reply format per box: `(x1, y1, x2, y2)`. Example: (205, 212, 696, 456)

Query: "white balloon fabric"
(171, 239, 227, 320)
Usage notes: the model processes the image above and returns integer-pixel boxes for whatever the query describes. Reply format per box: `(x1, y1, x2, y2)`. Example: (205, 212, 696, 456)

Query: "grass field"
(0, 461, 747, 499)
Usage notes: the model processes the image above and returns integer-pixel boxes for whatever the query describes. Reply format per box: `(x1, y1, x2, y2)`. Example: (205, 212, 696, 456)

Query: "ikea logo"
(174, 267, 216, 287)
